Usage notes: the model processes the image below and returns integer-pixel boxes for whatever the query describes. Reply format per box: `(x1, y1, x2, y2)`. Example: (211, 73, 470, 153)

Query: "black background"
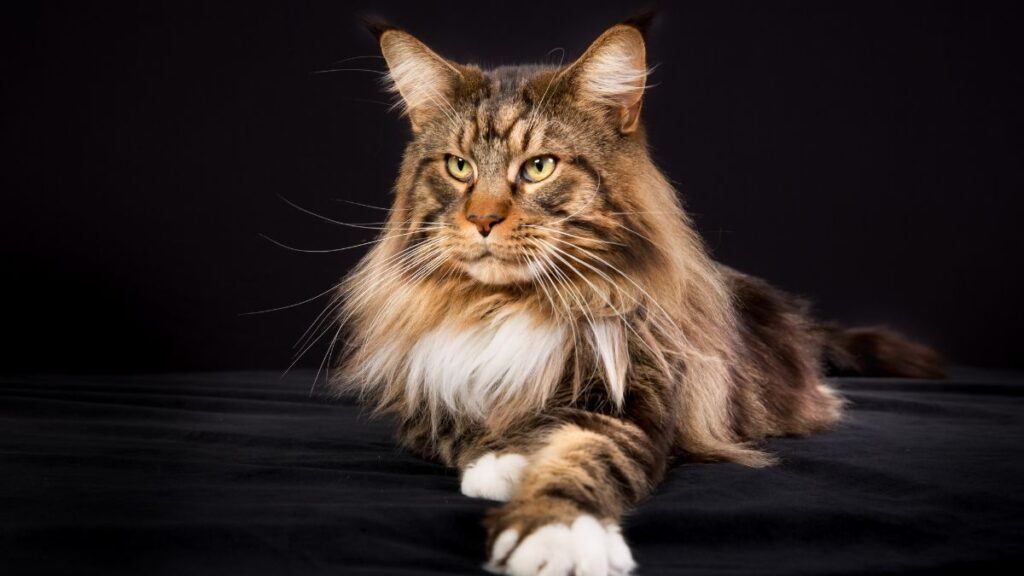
(2, 1, 1022, 373)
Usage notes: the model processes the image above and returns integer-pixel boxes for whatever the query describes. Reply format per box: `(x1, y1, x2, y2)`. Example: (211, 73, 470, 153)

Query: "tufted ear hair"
(365, 18, 463, 131)
(564, 23, 649, 133)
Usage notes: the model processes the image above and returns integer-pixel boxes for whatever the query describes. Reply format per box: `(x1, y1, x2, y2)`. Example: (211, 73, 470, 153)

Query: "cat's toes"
(485, 515, 636, 576)
(461, 452, 528, 502)
(603, 523, 637, 575)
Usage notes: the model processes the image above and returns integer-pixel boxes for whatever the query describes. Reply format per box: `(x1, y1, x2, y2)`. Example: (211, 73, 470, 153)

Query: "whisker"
(338, 239, 447, 332)
(609, 210, 679, 216)
(311, 67, 387, 76)
(529, 239, 604, 387)
(296, 237, 446, 358)
(259, 234, 381, 254)
(526, 47, 567, 133)
(341, 97, 392, 107)
(258, 226, 446, 254)
(525, 224, 627, 247)
(541, 238, 682, 371)
(334, 199, 394, 212)
(541, 238, 668, 368)
(289, 242, 444, 375)
(523, 244, 584, 395)
(292, 245, 439, 352)
(520, 247, 562, 320)
(283, 313, 339, 378)
(528, 238, 600, 333)
(341, 237, 446, 300)
(355, 250, 448, 338)
(278, 194, 410, 230)
(311, 322, 345, 397)
(607, 220, 656, 246)
(547, 173, 603, 226)
(324, 55, 384, 65)
(294, 295, 344, 351)
(241, 282, 340, 316)
(548, 236, 679, 332)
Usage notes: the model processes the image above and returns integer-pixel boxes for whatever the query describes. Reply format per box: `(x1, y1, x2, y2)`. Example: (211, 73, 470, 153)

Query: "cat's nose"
(466, 213, 506, 237)
(465, 194, 509, 237)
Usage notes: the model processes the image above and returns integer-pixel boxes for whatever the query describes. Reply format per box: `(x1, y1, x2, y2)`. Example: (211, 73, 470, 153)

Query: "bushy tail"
(821, 325, 946, 379)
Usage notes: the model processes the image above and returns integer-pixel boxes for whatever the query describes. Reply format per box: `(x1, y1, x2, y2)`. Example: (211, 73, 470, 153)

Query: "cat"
(329, 14, 943, 576)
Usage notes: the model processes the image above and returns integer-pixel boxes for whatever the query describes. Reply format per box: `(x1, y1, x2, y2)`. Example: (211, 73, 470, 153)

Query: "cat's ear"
(565, 23, 649, 133)
(365, 19, 462, 131)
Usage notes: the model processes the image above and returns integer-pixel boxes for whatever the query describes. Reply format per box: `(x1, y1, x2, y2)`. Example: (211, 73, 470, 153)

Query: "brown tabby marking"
(329, 15, 944, 574)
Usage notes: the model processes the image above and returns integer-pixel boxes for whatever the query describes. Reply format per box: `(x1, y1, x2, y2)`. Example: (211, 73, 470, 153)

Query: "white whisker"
(258, 225, 446, 255)
(289, 236, 447, 375)
(278, 194, 423, 231)
(311, 67, 388, 76)
(294, 296, 344, 351)
(547, 173, 603, 226)
(311, 322, 345, 396)
(526, 224, 627, 247)
(536, 237, 665, 369)
(524, 244, 584, 394)
(241, 282, 339, 316)
(334, 198, 395, 212)
(525, 47, 566, 133)
(546, 235, 681, 338)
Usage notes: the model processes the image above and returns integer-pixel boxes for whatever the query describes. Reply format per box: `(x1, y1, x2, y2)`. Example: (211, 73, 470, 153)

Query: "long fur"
(326, 17, 945, 573)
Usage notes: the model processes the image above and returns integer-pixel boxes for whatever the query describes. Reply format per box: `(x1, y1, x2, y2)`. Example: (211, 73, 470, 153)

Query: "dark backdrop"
(2, 1, 1021, 373)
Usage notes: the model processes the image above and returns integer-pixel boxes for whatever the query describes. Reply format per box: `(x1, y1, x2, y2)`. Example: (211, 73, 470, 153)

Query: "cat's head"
(370, 17, 668, 288)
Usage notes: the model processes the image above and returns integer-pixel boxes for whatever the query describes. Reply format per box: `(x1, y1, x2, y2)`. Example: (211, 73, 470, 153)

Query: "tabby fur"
(329, 15, 943, 575)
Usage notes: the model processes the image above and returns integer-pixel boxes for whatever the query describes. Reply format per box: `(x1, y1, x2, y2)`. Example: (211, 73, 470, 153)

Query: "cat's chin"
(460, 256, 535, 286)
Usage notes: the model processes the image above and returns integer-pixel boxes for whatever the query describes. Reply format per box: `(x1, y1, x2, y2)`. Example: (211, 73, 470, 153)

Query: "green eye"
(445, 155, 473, 181)
(521, 155, 557, 183)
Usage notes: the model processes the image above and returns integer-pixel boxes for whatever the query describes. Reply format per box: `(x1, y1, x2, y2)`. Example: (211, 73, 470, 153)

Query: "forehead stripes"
(408, 69, 610, 226)
(456, 98, 534, 156)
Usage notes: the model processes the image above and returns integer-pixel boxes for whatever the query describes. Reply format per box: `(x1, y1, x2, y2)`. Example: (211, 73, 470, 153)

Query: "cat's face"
(377, 24, 650, 286)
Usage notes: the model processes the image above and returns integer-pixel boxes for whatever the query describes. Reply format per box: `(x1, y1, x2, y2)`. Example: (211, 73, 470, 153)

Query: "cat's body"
(331, 17, 942, 575)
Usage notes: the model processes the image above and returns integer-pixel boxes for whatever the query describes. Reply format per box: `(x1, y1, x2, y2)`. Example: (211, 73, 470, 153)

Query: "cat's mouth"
(457, 246, 533, 285)
(462, 243, 515, 263)
(469, 250, 506, 263)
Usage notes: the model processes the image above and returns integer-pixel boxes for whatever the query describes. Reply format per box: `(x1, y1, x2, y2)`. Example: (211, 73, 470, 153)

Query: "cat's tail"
(820, 324, 946, 379)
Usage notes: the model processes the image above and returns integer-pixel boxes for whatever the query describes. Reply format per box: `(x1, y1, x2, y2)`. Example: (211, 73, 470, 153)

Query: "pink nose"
(466, 213, 506, 237)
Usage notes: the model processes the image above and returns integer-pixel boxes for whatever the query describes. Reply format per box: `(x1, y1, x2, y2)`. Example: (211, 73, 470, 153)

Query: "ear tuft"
(621, 7, 657, 40)
(568, 25, 649, 132)
(372, 28, 463, 129)
(360, 14, 398, 41)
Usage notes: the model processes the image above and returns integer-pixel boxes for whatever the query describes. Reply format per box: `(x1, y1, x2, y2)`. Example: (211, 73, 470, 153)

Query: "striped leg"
(482, 417, 666, 576)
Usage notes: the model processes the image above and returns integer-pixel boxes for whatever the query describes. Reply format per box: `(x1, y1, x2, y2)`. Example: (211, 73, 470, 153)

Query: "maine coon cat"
(330, 15, 943, 575)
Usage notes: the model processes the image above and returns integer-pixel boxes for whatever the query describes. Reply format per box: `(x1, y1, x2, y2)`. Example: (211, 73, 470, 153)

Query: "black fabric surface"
(3, 370, 1023, 575)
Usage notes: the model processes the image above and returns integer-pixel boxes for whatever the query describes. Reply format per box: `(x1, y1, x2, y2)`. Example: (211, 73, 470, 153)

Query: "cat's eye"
(445, 155, 474, 182)
(521, 156, 557, 183)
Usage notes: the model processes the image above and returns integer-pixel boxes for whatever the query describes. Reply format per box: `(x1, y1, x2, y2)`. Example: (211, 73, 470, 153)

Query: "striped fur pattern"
(330, 17, 944, 575)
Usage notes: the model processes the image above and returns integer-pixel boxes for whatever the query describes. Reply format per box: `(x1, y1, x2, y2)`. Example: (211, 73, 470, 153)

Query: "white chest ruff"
(404, 311, 569, 418)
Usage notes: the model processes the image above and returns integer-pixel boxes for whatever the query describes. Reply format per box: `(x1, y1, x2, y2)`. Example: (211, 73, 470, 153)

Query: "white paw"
(461, 452, 528, 502)
(486, 515, 636, 576)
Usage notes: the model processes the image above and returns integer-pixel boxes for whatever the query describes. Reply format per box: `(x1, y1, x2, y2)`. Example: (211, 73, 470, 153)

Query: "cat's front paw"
(461, 452, 529, 502)
(485, 514, 635, 576)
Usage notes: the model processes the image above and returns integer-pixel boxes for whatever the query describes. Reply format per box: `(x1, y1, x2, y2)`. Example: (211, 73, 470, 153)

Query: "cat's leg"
(483, 415, 667, 576)
(455, 427, 548, 502)
(460, 451, 530, 502)
(407, 419, 537, 502)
